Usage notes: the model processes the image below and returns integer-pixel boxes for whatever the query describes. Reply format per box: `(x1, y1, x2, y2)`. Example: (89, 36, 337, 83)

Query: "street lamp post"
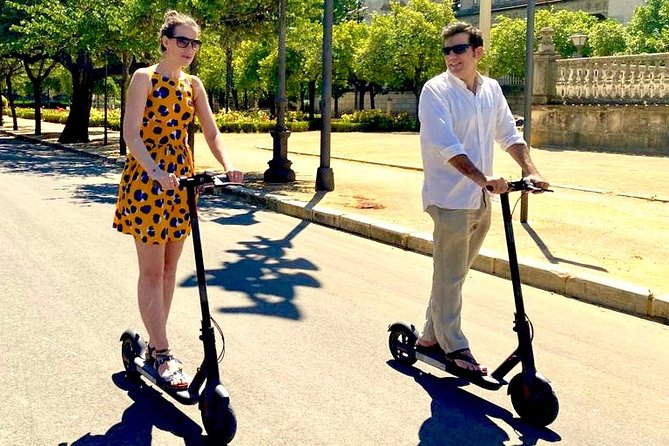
(571, 32, 588, 58)
(264, 0, 295, 183)
(103, 54, 108, 146)
(316, 0, 335, 191)
(520, 0, 537, 222)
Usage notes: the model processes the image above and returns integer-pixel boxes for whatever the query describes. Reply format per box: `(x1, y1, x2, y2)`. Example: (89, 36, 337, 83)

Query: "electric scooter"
(120, 172, 240, 443)
(388, 179, 559, 427)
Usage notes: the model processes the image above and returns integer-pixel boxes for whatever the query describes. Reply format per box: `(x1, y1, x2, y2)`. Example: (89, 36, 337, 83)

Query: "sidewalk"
(2, 117, 667, 324)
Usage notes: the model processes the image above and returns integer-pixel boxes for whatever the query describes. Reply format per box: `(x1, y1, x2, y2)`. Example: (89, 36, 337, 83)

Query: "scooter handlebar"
(179, 172, 243, 195)
(486, 179, 553, 193)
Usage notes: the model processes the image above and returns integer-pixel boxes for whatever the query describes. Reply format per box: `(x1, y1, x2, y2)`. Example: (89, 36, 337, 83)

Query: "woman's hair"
(159, 10, 200, 52)
(441, 22, 484, 49)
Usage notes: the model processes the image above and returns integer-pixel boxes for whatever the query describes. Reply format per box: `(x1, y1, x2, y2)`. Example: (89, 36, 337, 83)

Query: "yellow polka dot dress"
(113, 70, 195, 245)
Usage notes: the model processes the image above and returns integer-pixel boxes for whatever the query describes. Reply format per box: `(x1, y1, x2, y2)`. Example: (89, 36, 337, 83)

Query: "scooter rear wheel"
(508, 373, 559, 426)
(388, 324, 418, 365)
(200, 386, 237, 443)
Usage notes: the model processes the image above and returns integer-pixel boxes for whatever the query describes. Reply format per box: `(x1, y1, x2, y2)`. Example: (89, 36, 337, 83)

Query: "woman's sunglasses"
(171, 35, 202, 50)
(441, 43, 471, 55)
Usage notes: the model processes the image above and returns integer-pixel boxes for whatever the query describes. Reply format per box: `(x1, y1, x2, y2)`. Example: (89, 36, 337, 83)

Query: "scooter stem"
(500, 192, 537, 378)
(186, 184, 222, 381)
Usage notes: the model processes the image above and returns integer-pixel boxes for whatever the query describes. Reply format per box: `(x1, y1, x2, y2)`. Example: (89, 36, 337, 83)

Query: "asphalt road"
(1, 137, 668, 446)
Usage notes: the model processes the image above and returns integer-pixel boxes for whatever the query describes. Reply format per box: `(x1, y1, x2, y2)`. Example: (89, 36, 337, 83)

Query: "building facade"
(363, 0, 643, 24)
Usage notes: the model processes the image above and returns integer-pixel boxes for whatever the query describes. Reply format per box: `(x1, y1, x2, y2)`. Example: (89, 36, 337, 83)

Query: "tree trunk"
(370, 87, 376, 110)
(187, 57, 198, 155)
(59, 51, 94, 143)
(23, 59, 55, 136)
(225, 47, 233, 112)
(308, 80, 316, 120)
(6, 74, 18, 130)
(119, 53, 132, 156)
(0, 79, 4, 126)
(357, 83, 365, 110)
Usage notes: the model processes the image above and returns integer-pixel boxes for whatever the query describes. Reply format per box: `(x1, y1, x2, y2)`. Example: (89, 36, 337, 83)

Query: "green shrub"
(339, 109, 417, 132)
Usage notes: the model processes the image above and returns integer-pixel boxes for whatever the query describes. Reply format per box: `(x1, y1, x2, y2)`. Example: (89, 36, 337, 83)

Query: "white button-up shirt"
(419, 70, 525, 210)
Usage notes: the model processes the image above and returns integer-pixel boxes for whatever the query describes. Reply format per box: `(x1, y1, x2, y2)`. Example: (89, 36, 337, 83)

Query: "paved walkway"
(2, 117, 667, 324)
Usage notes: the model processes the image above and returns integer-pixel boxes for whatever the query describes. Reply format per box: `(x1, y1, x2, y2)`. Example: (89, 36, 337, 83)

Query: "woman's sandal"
(148, 347, 191, 390)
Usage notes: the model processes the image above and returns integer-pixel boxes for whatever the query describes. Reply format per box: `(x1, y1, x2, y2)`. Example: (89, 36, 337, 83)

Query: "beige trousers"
(421, 193, 491, 353)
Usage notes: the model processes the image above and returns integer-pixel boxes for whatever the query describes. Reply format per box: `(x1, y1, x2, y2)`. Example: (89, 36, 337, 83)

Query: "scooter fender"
(387, 322, 420, 340)
(507, 372, 552, 395)
(119, 328, 143, 343)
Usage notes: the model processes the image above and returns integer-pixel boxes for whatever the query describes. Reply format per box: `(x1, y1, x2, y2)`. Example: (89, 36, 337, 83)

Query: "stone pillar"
(386, 96, 393, 114)
(533, 27, 559, 105)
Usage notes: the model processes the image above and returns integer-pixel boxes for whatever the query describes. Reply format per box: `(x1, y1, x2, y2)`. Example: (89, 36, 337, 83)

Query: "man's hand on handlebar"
(483, 177, 509, 194)
(523, 174, 550, 192)
(225, 169, 244, 184)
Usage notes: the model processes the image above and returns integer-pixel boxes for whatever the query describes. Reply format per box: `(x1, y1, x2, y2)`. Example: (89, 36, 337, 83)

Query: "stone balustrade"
(555, 53, 669, 104)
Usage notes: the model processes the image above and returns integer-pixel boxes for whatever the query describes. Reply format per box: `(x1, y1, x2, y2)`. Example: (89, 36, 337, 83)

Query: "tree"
(626, 0, 669, 53)
(333, 19, 368, 115)
(486, 8, 602, 78)
(589, 20, 628, 56)
(362, 0, 454, 115)
(1, 0, 59, 135)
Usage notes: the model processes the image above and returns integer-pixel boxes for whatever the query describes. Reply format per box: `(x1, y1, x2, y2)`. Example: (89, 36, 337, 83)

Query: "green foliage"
(627, 0, 669, 53)
(487, 8, 604, 78)
(339, 109, 417, 131)
(589, 20, 628, 56)
(358, 0, 454, 94)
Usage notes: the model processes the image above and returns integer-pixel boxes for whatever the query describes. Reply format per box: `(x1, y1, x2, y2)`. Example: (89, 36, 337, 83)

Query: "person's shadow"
(64, 373, 210, 446)
(388, 362, 561, 446)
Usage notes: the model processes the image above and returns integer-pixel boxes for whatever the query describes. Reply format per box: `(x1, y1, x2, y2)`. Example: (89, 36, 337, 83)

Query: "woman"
(113, 10, 243, 389)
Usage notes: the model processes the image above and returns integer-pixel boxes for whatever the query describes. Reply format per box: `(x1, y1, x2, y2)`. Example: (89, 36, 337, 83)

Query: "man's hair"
(159, 10, 200, 52)
(441, 22, 484, 48)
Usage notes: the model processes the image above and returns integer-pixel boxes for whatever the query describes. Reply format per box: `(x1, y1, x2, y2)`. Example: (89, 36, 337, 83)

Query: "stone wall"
(531, 104, 669, 156)
(334, 91, 417, 116)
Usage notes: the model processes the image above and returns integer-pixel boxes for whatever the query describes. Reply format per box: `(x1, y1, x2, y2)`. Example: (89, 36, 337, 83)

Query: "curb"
(219, 185, 667, 325)
(5, 129, 667, 324)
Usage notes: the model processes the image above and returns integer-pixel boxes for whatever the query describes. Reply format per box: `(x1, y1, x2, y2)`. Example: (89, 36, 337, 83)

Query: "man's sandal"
(445, 348, 487, 377)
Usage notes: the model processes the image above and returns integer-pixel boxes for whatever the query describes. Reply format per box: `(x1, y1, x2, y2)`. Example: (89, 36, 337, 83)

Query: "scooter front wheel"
(508, 372, 559, 426)
(200, 385, 237, 443)
(388, 323, 418, 365)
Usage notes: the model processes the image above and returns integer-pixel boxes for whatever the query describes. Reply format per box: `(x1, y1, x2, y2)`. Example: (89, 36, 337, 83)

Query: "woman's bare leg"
(162, 239, 186, 320)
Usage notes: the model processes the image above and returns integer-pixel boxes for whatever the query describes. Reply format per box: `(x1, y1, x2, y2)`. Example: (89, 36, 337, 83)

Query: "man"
(417, 22, 548, 377)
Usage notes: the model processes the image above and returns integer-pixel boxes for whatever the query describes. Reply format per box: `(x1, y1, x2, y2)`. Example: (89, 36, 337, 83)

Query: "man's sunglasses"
(171, 35, 202, 50)
(441, 43, 471, 55)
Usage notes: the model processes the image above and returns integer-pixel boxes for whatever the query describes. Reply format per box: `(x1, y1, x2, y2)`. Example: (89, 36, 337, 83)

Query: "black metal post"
(520, 0, 536, 223)
(264, 0, 295, 183)
(104, 56, 108, 146)
(316, 0, 335, 191)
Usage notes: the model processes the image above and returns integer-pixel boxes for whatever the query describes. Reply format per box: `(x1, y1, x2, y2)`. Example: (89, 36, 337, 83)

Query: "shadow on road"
(180, 195, 324, 321)
(387, 361, 561, 446)
(64, 373, 208, 446)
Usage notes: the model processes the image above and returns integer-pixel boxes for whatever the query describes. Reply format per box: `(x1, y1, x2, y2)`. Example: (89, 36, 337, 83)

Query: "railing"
(555, 53, 669, 104)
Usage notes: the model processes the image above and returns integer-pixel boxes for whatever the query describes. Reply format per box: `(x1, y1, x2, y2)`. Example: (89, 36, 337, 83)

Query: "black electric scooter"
(388, 179, 559, 427)
(120, 172, 240, 443)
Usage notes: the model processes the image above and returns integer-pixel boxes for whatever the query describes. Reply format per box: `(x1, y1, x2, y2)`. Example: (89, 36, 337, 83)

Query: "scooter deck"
(415, 347, 505, 391)
(133, 357, 200, 404)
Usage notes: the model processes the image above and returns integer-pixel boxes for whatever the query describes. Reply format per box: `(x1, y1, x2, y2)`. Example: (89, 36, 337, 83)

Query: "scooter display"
(388, 179, 559, 427)
(120, 172, 240, 443)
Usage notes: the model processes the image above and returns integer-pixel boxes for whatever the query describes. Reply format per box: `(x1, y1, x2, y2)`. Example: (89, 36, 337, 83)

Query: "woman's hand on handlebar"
(225, 169, 244, 184)
(153, 169, 180, 190)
